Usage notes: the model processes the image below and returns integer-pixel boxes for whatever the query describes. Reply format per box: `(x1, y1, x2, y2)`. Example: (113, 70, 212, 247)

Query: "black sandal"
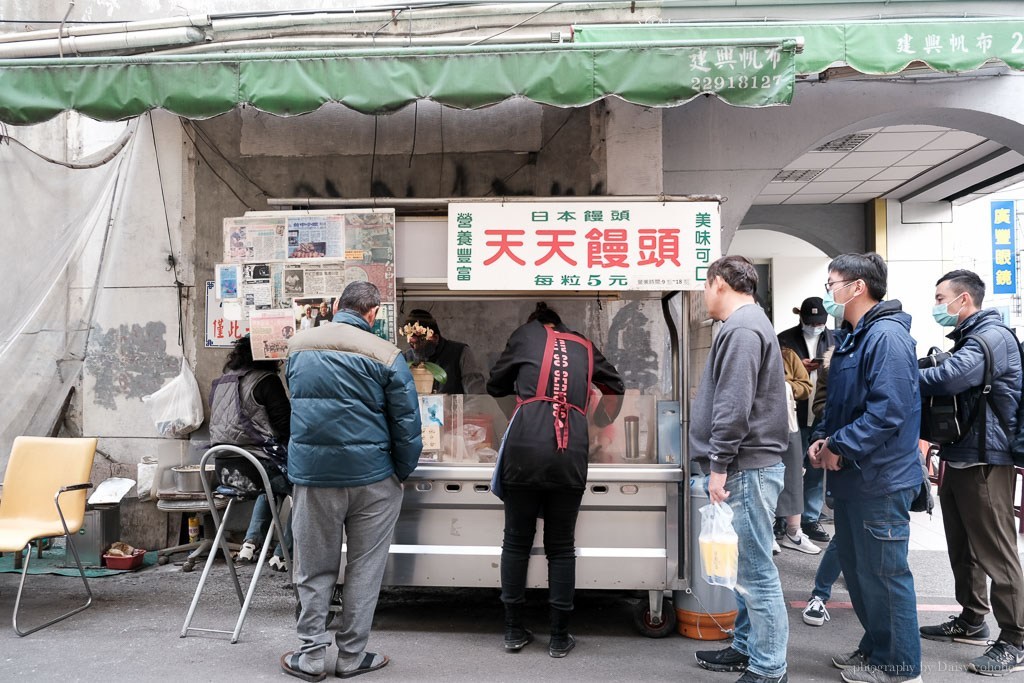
(280, 651, 326, 682)
(336, 653, 389, 679)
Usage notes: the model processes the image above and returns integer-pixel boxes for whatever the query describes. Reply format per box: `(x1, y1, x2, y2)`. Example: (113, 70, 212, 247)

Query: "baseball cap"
(794, 297, 827, 324)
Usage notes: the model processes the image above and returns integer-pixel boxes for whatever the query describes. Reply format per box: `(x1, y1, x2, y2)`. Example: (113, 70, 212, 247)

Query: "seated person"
(401, 309, 485, 394)
(209, 335, 293, 572)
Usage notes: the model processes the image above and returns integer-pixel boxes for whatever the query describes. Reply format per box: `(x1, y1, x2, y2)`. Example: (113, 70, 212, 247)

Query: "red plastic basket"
(102, 548, 146, 570)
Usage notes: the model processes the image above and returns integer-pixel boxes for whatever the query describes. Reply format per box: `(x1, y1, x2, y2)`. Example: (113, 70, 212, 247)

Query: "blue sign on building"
(991, 200, 1017, 295)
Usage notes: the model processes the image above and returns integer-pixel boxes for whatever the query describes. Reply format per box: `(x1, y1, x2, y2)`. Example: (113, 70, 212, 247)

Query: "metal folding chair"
(180, 445, 294, 643)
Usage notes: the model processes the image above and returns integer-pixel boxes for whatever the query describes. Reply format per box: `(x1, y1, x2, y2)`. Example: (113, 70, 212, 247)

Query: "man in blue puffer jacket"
(281, 281, 422, 682)
(809, 253, 923, 683)
(918, 269, 1024, 677)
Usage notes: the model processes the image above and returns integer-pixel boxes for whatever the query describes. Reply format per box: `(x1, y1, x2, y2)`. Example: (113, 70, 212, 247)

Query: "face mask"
(802, 324, 826, 336)
(932, 296, 965, 327)
(822, 290, 845, 320)
(824, 280, 859, 320)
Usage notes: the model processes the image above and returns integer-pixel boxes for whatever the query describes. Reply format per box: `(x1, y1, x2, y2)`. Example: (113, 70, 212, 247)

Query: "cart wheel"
(633, 597, 676, 638)
(157, 555, 169, 566)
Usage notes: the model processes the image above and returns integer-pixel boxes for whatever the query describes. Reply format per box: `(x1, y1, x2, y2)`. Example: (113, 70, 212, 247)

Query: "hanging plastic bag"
(141, 359, 204, 438)
(698, 501, 739, 590)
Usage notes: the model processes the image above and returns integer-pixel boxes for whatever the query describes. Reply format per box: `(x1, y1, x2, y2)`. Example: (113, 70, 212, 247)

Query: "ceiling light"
(814, 133, 872, 152)
(772, 169, 824, 182)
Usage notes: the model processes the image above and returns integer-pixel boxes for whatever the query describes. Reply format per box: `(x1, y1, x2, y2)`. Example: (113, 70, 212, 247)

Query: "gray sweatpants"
(292, 476, 403, 663)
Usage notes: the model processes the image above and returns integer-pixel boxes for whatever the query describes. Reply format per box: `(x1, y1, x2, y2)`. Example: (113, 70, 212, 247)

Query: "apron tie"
(517, 395, 584, 451)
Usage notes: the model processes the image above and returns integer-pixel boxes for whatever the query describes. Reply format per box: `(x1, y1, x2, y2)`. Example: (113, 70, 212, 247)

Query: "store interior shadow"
(372, 587, 641, 637)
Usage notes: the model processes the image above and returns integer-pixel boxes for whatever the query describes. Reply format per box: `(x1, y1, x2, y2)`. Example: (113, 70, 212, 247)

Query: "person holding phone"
(778, 296, 836, 544)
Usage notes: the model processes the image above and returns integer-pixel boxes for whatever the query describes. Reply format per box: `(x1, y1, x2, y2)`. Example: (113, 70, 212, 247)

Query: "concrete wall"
(739, 204, 866, 257)
(191, 103, 607, 404)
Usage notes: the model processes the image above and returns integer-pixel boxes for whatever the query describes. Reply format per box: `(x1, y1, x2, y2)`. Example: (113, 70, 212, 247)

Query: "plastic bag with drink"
(698, 501, 739, 590)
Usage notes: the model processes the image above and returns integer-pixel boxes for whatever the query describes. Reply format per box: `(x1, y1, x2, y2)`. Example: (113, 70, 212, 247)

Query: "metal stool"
(157, 497, 237, 572)
(180, 445, 294, 643)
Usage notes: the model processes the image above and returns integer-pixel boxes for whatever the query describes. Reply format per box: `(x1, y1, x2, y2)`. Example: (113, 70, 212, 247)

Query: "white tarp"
(0, 121, 134, 462)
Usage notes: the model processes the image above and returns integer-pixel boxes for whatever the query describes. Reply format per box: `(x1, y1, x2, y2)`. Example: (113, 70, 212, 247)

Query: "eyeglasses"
(824, 279, 857, 293)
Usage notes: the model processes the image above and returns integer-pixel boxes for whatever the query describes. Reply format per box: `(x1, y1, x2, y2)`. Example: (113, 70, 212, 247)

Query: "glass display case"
(414, 392, 680, 467)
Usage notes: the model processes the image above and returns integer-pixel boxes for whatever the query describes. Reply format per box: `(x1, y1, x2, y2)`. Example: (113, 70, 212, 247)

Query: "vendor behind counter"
(401, 309, 486, 395)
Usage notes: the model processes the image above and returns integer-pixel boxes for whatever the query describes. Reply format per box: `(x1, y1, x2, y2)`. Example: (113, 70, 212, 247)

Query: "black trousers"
(940, 464, 1024, 645)
(500, 487, 584, 611)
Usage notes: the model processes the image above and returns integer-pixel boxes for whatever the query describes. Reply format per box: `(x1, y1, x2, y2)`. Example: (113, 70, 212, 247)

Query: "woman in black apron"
(487, 303, 624, 658)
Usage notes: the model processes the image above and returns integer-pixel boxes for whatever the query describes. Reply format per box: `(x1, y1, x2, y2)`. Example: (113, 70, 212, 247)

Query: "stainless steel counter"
(338, 463, 685, 634)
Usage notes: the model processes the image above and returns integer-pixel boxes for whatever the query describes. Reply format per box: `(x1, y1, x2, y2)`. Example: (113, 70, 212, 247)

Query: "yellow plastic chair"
(0, 436, 97, 636)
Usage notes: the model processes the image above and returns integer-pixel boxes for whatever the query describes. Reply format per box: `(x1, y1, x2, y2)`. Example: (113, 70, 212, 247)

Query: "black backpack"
(920, 328, 1024, 466)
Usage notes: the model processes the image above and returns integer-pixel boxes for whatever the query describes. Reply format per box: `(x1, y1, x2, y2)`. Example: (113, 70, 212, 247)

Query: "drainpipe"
(0, 27, 206, 59)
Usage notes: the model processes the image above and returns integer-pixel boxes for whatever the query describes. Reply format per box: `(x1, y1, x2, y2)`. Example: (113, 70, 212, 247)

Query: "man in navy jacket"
(809, 253, 923, 683)
(918, 269, 1024, 676)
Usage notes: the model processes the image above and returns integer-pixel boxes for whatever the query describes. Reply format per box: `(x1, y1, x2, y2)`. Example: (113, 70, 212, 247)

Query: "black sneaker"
(696, 646, 749, 672)
(920, 615, 991, 645)
(801, 521, 831, 543)
(969, 639, 1024, 676)
(773, 518, 785, 541)
(736, 671, 788, 683)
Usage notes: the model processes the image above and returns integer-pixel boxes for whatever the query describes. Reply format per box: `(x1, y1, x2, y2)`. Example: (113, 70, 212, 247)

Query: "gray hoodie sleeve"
(706, 327, 764, 474)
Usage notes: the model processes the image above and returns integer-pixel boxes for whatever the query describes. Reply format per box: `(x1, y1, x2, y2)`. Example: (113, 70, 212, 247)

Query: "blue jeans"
(706, 463, 788, 679)
(834, 487, 920, 678)
(800, 425, 825, 524)
(244, 473, 293, 557)
(811, 537, 841, 601)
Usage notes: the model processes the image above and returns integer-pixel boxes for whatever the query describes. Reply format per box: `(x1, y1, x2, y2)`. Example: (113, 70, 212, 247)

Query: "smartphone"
(812, 357, 825, 364)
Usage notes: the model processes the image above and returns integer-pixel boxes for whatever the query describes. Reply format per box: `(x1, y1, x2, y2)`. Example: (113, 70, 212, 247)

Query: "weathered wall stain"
(87, 322, 179, 409)
(605, 302, 659, 392)
(290, 174, 606, 199)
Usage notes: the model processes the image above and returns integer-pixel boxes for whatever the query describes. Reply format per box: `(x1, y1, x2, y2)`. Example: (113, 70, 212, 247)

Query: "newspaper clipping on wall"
(249, 309, 296, 360)
(224, 217, 288, 262)
(218, 210, 397, 346)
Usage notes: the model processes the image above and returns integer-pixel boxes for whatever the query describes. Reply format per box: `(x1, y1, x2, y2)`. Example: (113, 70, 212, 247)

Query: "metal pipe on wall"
(0, 27, 206, 59)
(0, 15, 211, 44)
(266, 195, 722, 209)
(159, 32, 568, 55)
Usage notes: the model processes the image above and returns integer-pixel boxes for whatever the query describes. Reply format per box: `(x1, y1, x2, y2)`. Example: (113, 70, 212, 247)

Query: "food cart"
(250, 196, 720, 637)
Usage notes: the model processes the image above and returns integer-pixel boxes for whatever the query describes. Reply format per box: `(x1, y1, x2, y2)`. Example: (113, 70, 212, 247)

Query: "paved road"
(0, 510, 1002, 681)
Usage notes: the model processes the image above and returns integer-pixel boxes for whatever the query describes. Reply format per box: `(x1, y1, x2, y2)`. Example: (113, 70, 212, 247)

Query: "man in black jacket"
(777, 296, 835, 543)
(918, 269, 1024, 676)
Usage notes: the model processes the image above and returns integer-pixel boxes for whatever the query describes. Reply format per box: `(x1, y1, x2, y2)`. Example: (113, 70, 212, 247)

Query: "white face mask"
(802, 324, 826, 336)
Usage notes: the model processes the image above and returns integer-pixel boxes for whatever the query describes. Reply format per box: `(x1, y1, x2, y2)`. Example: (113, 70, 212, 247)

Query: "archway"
(728, 228, 830, 333)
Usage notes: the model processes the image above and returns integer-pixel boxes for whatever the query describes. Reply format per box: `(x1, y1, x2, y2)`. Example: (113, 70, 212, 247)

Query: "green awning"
(4, 17, 1018, 126)
(0, 39, 798, 125)
(575, 18, 1024, 76)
